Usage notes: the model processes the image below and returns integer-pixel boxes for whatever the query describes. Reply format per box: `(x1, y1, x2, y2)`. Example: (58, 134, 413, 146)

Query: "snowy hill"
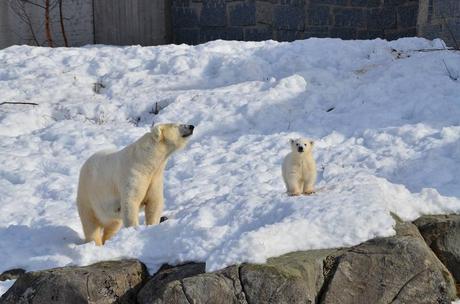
(0, 38, 459, 291)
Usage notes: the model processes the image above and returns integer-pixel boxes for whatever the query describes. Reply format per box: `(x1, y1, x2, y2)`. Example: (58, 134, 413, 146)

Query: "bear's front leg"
(144, 175, 164, 225)
(120, 181, 147, 227)
(121, 200, 140, 227)
(302, 172, 317, 195)
(285, 175, 302, 196)
(287, 184, 301, 196)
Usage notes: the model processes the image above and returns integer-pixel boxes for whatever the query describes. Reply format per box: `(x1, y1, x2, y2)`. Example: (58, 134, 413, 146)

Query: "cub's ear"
(310, 140, 314, 147)
(152, 124, 164, 141)
(289, 139, 295, 144)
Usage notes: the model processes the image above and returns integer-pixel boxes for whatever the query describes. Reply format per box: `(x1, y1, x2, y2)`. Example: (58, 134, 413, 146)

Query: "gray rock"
(137, 262, 206, 304)
(0, 260, 148, 304)
(138, 264, 246, 304)
(181, 266, 247, 304)
(414, 214, 460, 282)
(141, 263, 248, 304)
(240, 250, 338, 304)
(320, 221, 456, 304)
(138, 249, 338, 304)
(0, 269, 25, 281)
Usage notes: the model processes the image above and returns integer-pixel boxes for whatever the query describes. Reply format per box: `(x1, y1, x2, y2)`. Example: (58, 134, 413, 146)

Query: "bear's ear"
(289, 139, 294, 144)
(310, 140, 314, 147)
(152, 125, 164, 141)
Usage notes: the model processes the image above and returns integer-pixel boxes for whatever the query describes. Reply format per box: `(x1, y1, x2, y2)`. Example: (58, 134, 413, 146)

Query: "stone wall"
(1, 0, 459, 49)
(171, 0, 420, 44)
(417, 0, 460, 48)
(0, 0, 93, 49)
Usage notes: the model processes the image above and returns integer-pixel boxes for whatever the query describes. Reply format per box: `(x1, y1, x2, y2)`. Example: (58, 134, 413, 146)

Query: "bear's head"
(151, 123, 195, 149)
(290, 138, 314, 154)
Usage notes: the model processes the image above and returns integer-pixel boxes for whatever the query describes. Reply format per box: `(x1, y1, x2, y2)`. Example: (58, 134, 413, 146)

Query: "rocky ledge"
(1, 215, 459, 304)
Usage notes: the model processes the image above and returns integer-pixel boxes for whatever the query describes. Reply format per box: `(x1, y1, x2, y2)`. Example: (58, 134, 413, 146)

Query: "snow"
(1, 37, 460, 292)
(0, 280, 15, 296)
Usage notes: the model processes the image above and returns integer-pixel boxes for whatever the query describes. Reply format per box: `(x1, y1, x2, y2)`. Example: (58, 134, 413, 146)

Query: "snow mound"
(0, 38, 459, 280)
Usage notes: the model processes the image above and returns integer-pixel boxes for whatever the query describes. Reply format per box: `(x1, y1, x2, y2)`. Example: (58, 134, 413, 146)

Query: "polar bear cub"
(282, 138, 317, 196)
(76, 123, 194, 245)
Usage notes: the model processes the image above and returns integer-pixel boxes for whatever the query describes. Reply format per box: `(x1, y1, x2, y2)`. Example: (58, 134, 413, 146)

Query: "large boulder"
(0, 269, 25, 281)
(414, 215, 460, 282)
(137, 262, 206, 304)
(239, 250, 338, 304)
(320, 221, 456, 304)
(138, 249, 338, 304)
(0, 260, 148, 304)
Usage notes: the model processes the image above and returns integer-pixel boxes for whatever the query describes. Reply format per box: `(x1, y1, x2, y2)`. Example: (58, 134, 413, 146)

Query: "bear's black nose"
(298, 147, 304, 152)
(189, 125, 195, 131)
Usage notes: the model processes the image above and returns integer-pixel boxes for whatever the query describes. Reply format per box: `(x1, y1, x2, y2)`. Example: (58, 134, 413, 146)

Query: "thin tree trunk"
(58, 0, 68, 47)
(44, 0, 53, 47)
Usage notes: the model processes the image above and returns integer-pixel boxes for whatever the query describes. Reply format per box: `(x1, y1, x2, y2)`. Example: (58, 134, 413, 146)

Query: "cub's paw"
(288, 192, 301, 196)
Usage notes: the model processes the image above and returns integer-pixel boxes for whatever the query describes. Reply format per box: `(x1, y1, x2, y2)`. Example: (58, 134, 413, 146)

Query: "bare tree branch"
(44, 0, 54, 47)
(0, 102, 39, 106)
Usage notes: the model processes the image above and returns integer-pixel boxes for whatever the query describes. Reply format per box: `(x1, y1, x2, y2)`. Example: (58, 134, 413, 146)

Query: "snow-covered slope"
(1, 38, 459, 281)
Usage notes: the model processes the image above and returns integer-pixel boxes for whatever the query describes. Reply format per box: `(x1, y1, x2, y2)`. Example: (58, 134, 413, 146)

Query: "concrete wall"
(0, 0, 93, 48)
(417, 0, 460, 47)
(171, 0, 420, 44)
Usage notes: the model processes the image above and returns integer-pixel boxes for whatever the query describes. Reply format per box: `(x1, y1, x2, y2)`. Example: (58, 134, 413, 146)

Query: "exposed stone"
(414, 215, 460, 283)
(138, 263, 246, 304)
(181, 266, 247, 304)
(320, 221, 456, 304)
(0, 260, 149, 304)
(240, 249, 338, 304)
(137, 262, 206, 304)
(0, 269, 25, 281)
(138, 250, 338, 304)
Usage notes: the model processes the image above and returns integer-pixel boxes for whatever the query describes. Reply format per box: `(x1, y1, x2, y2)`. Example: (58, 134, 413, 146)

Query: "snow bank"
(1, 38, 459, 283)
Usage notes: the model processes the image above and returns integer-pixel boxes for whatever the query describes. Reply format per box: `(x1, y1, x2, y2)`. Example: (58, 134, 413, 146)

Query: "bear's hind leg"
(102, 220, 122, 244)
(302, 180, 315, 195)
(77, 199, 103, 246)
(287, 183, 301, 196)
(80, 214, 103, 246)
(144, 176, 165, 225)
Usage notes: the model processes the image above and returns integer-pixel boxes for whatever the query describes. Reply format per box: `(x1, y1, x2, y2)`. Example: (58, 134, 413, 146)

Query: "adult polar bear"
(77, 123, 194, 245)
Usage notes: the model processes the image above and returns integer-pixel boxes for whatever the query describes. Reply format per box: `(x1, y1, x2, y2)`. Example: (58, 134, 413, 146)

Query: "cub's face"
(152, 123, 195, 149)
(290, 138, 314, 154)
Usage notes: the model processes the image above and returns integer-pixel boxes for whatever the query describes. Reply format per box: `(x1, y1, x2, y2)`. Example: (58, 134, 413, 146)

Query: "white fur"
(76, 123, 193, 245)
(282, 138, 317, 196)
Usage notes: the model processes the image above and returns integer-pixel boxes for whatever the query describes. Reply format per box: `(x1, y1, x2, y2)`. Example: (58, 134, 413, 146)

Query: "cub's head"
(151, 123, 195, 149)
(290, 138, 314, 154)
